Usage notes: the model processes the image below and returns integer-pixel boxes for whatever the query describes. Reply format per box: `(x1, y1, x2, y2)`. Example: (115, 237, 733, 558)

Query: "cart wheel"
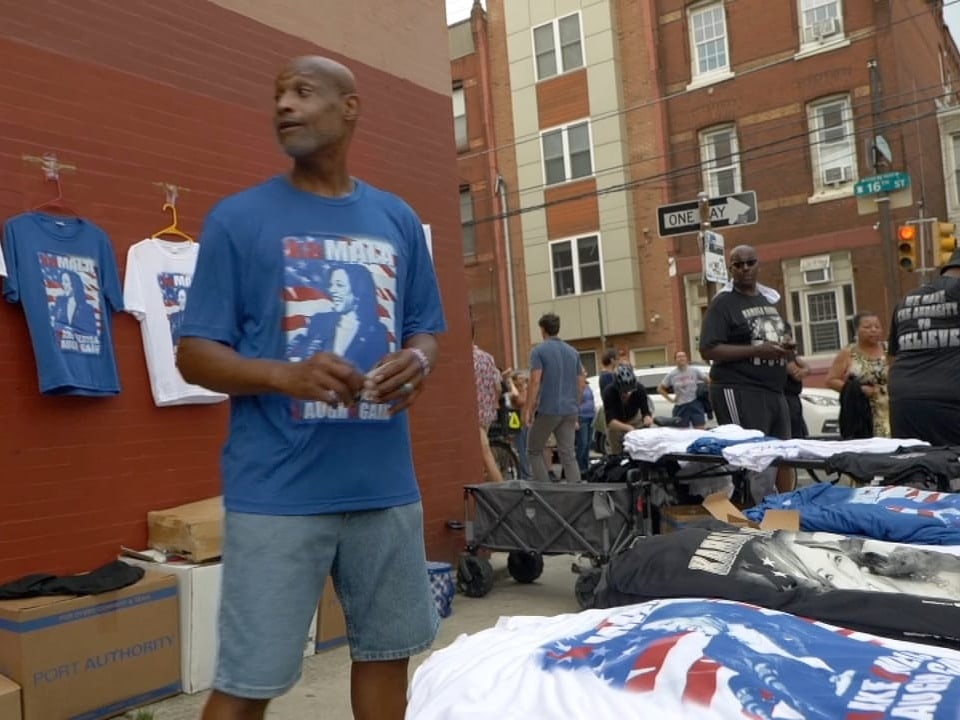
(574, 568, 602, 610)
(457, 554, 495, 598)
(507, 551, 544, 584)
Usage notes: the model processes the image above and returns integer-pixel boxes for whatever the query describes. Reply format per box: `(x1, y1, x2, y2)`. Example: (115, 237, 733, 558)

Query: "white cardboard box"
(122, 557, 316, 693)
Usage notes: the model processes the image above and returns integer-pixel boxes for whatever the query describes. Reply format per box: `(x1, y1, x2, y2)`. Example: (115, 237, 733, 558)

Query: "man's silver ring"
(401, 382, 415, 395)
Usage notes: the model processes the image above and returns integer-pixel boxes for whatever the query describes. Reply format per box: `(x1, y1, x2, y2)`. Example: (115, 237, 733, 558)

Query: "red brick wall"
(452, 35, 506, 363)
(486, 2, 532, 367)
(0, 0, 476, 580)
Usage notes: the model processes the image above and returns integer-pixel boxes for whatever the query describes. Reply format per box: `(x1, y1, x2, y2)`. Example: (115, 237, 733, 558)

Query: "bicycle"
(487, 421, 521, 481)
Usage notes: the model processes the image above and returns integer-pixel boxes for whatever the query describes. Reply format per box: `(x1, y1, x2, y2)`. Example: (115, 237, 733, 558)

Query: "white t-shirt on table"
(124, 238, 227, 407)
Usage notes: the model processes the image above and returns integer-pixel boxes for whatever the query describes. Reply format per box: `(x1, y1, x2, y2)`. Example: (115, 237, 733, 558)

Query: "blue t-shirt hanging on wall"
(2, 212, 123, 396)
(181, 177, 446, 515)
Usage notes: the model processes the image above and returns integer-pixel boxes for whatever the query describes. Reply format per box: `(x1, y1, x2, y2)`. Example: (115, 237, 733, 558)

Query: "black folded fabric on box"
(594, 527, 960, 650)
(0, 560, 145, 599)
(827, 445, 960, 491)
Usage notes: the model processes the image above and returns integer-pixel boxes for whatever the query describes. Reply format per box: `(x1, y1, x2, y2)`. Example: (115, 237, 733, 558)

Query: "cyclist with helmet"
(601, 363, 653, 455)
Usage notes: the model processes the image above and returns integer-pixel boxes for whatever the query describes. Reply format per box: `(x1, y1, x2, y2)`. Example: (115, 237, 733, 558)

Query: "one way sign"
(656, 191, 759, 238)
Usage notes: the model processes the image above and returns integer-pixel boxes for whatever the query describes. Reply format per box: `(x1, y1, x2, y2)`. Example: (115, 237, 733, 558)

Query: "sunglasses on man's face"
(730, 259, 758, 269)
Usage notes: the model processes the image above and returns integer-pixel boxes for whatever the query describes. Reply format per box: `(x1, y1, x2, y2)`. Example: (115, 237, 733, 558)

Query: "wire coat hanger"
(26, 153, 79, 217)
(151, 202, 195, 243)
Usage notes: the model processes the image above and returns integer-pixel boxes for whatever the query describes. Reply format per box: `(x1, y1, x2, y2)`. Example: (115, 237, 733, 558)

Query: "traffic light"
(938, 221, 957, 266)
(897, 224, 917, 271)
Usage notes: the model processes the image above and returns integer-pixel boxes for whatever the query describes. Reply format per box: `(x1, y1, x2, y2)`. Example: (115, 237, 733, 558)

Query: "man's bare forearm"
(700, 343, 759, 362)
(177, 337, 287, 396)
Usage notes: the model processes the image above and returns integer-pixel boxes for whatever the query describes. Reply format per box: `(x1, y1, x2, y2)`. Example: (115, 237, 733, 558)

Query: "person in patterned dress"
(474, 342, 503, 482)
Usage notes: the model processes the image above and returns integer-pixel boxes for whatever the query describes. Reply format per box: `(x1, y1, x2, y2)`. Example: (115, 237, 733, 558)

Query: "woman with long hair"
(826, 311, 889, 438)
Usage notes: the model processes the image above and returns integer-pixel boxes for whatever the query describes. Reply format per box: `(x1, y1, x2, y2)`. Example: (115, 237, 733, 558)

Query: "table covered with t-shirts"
(407, 596, 960, 719)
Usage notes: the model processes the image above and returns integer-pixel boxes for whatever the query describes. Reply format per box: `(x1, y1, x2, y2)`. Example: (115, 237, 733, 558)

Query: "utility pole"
(868, 58, 899, 318)
(698, 191, 718, 298)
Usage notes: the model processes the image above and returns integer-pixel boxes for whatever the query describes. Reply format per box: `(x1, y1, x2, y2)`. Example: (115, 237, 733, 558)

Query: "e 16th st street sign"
(853, 171, 910, 198)
(657, 191, 759, 238)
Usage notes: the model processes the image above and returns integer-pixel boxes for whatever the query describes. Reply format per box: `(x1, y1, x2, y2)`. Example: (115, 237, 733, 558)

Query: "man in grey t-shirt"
(524, 313, 585, 483)
(658, 351, 709, 428)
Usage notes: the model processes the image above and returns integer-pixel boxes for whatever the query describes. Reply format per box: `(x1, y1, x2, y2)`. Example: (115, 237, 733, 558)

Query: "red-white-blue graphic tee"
(181, 177, 445, 514)
(2, 213, 122, 396)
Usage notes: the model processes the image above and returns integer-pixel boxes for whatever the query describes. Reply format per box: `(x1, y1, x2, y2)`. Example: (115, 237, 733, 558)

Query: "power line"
(467, 96, 947, 229)
(507, 78, 951, 199)
(458, 0, 960, 167)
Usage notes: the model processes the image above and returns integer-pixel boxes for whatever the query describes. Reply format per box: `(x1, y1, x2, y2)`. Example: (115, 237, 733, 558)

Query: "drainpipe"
(497, 175, 519, 367)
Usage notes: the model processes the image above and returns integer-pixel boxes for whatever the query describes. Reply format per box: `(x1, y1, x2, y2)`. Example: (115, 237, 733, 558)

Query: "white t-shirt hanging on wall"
(124, 238, 226, 406)
(0, 235, 7, 277)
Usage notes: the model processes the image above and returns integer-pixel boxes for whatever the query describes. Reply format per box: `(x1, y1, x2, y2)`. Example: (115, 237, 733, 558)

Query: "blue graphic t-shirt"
(2, 213, 122, 396)
(745, 483, 960, 545)
(537, 598, 960, 719)
(181, 177, 446, 514)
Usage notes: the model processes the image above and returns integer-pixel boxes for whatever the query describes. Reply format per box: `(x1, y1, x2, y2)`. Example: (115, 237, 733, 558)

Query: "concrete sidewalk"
(140, 555, 581, 719)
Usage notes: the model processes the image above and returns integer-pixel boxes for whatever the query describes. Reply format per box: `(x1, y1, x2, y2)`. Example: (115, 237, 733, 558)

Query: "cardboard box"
(0, 570, 180, 720)
(702, 492, 800, 531)
(148, 496, 223, 562)
(122, 557, 317, 694)
(316, 575, 347, 652)
(0, 676, 20, 720)
(659, 504, 714, 533)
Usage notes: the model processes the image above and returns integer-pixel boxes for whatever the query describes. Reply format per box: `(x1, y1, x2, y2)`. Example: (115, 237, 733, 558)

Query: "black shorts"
(710, 385, 791, 440)
(890, 395, 960, 446)
(785, 393, 808, 439)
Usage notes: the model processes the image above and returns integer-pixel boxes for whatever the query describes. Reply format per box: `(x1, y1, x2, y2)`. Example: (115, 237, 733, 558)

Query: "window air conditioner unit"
(822, 165, 852, 186)
(802, 266, 832, 285)
(804, 17, 840, 43)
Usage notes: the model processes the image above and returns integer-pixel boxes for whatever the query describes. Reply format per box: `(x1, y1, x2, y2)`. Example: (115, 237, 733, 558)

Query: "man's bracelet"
(408, 347, 432, 378)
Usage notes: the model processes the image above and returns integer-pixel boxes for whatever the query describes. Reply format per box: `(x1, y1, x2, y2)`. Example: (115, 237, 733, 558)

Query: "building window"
(799, 0, 843, 45)
(578, 350, 597, 377)
(452, 84, 467, 151)
(700, 124, 741, 196)
(542, 121, 593, 186)
(689, 2, 730, 79)
(460, 186, 475, 256)
(808, 95, 856, 192)
(533, 12, 584, 81)
(549, 234, 603, 297)
(789, 283, 855, 356)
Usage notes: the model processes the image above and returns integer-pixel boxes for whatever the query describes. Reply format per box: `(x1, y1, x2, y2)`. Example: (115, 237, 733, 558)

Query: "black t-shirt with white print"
(699, 289, 788, 392)
(595, 527, 960, 650)
(888, 275, 960, 403)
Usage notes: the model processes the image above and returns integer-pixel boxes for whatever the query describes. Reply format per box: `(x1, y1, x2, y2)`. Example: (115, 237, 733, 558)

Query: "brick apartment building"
(454, 0, 960, 378)
(658, 0, 960, 372)
(450, 4, 523, 368)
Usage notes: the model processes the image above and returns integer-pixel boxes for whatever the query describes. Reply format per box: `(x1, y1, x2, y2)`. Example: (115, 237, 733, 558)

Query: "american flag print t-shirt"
(38, 250, 102, 354)
(283, 233, 396, 424)
(2, 212, 122, 395)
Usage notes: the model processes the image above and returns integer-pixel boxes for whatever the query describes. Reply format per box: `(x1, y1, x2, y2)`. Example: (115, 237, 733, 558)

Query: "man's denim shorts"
(213, 501, 439, 699)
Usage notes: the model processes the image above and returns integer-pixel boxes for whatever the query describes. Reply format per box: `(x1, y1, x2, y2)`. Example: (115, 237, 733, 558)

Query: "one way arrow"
(719, 195, 752, 225)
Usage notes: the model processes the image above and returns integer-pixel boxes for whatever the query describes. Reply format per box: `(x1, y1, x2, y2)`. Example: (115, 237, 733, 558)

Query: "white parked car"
(587, 365, 839, 450)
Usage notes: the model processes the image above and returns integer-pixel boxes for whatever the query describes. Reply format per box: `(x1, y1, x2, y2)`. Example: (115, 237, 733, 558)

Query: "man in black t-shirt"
(888, 249, 960, 445)
(601, 363, 652, 454)
(699, 245, 793, 498)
